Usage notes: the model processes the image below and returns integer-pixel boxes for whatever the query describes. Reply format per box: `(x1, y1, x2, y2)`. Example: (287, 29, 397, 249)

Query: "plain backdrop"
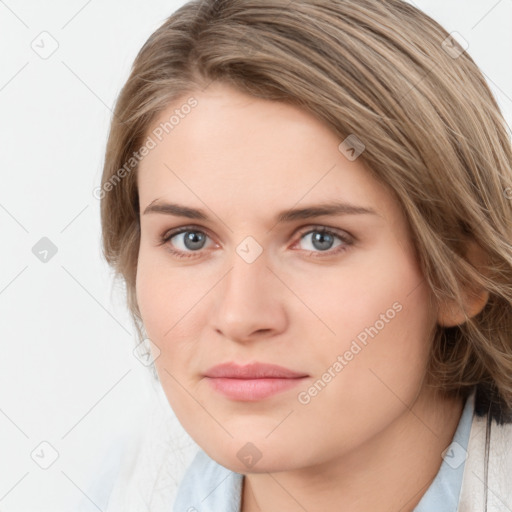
(0, 1, 511, 510)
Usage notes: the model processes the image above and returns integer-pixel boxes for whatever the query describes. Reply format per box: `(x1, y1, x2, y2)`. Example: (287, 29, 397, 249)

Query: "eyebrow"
(143, 199, 379, 222)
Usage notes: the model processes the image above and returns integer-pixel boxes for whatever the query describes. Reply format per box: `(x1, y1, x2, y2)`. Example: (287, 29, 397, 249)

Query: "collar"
(457, 393, 512, 511)
(173, 449, 243, 512)
(414, 388, 475, 511)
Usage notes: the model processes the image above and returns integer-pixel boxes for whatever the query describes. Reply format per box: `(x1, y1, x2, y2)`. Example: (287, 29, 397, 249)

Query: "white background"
(0, 1, 511, 511)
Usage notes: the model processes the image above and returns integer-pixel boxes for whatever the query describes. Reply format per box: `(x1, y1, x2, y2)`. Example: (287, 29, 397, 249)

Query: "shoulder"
(457, 406, 512, 511)
(78, 387, 198, 512)
(74, 431, 141, 512)
(173, 450, 244, 512)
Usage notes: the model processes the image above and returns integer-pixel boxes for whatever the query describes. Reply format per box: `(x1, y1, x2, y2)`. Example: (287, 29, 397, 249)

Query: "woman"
(97, 0, 512, 510)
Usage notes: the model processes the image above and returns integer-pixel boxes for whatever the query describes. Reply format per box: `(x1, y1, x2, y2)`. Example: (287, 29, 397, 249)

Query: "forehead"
(137, 82, 397, 224)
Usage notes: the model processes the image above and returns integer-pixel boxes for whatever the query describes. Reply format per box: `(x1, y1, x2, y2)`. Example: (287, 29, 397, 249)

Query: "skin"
(135, 82, 486, 512)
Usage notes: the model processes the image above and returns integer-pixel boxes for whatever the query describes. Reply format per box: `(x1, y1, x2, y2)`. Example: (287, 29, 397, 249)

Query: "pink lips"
(203, 362, 309, 401)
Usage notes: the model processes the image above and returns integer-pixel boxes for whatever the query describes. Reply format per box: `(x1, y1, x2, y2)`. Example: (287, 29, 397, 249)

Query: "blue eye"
(294, 227, 353, 257)
(159, 228, 213, 259)
(158, 225, 353, 260)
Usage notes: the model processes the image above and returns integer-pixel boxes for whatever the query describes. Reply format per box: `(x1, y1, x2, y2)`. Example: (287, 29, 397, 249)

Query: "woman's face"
(136, 82, 437, 473)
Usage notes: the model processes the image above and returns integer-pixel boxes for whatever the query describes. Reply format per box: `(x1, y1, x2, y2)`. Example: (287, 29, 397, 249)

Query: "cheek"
(135, 249, 212, 377)
(135, 256, 201, 411)
(282, 254, 434, 461)
(136, 246, 197, 338)
(299, 240, 434, 395)
(135, 255, 167, 338)
(292, 242, 432, 348)
(312, 248, 433, 404)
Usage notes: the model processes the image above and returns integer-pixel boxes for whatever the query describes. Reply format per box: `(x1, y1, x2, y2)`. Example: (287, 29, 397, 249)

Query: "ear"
(437, 239, 490, 328)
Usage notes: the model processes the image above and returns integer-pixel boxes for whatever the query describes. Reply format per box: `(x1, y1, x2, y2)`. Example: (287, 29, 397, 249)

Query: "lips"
(204, 362, 308, 379)
(203, 362, 309, 401)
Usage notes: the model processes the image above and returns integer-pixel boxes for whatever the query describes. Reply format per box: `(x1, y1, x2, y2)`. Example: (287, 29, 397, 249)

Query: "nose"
(211, 247, 288, 344)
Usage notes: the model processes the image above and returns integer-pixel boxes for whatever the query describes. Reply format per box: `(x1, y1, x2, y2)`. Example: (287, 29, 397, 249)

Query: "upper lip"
(204, 362, 309, 379)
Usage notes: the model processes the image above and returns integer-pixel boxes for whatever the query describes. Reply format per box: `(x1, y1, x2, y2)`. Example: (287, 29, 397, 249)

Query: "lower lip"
(205, 377, 308, 401)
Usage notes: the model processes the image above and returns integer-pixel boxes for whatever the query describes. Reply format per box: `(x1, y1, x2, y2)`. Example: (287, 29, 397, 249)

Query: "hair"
(100, 0, 512, 423)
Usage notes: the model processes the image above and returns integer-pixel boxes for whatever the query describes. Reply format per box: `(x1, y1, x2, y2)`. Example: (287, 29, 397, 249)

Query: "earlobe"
(437, 239, 490, 328)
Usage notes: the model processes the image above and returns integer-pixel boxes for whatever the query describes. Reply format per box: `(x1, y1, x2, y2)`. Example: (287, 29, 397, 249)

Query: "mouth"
(203, 362, 309, 401)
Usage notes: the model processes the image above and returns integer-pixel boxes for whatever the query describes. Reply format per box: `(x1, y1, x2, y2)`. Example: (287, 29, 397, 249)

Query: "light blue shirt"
(414, 389, 474, 510)
(173, 391, 475, 512)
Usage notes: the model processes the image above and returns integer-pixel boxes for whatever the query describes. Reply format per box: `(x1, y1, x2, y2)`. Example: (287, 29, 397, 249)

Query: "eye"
(293, 226, 353, 257)
(158, 226, 215, 259)
(158, 225, 354, 260)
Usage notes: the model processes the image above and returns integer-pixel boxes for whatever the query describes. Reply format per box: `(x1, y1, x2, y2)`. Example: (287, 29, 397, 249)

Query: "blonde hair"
(100, 0, 512, 422)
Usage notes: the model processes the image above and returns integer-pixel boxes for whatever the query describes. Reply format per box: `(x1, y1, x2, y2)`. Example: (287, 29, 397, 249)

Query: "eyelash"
(156, 225, 354, 260)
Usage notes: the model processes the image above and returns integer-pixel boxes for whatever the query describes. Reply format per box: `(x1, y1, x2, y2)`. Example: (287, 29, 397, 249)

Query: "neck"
(241, 386, 464, 512)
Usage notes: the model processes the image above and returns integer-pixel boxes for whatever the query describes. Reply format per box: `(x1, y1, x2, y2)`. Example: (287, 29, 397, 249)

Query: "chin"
(199, 436, 307, 475)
